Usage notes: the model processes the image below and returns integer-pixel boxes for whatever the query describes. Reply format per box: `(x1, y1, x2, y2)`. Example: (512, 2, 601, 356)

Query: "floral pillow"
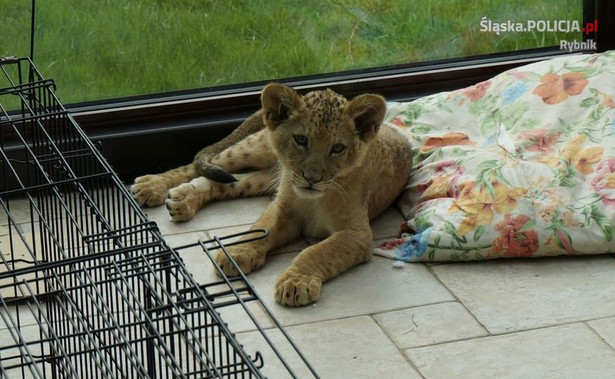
(376, 50, 615, 262)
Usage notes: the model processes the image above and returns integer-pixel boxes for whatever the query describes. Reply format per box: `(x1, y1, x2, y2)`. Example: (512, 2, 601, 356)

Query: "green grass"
(0, 0, 582, 104)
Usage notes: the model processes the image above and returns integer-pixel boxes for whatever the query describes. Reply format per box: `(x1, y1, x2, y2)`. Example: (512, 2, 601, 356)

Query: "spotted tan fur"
(131, 83, 413, 306)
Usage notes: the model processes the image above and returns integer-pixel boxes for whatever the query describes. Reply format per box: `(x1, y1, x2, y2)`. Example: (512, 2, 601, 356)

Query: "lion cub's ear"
(346, 94, 386, 142)
(261, 83, 304, 129)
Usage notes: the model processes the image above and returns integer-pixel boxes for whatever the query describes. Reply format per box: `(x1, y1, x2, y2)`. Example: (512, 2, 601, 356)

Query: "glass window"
(1, 0, 583, 105)
(0, 2, 32, 89)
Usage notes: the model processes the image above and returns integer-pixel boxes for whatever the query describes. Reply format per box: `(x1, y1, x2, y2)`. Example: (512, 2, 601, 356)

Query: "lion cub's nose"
(301, 171, 323, 184)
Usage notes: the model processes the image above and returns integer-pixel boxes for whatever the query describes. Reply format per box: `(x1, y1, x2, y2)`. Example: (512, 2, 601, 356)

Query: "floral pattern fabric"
(375, 51, 615, 262)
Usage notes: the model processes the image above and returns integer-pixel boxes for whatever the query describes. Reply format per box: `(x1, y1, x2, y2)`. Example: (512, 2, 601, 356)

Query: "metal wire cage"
(0, 57, 318, 378)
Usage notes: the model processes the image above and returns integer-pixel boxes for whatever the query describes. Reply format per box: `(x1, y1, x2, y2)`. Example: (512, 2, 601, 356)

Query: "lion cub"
(131, 83, 412, 306)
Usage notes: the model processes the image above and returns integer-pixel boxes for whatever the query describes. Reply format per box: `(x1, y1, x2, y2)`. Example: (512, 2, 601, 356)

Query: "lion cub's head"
(261, 83, 386, 198)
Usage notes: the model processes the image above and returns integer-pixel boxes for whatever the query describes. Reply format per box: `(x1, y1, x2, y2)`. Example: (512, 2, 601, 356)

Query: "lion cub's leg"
(194, 110, 266, 182)
(214, 199, 301, 277)
(165, 131, 277, 221)
(131, 164, 199, 207)
(275, 221, 373, 307)
(165, 168, 277, 221)
(134, 126, 275, 217)
(208, 128, 276, 175)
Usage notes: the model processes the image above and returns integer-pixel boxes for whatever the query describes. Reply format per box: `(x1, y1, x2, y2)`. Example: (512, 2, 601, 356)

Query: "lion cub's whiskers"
(326, 180, 347, 201)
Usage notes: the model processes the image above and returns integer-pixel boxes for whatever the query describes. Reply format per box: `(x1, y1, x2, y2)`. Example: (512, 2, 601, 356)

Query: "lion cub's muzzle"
(292, 171, 329, 198)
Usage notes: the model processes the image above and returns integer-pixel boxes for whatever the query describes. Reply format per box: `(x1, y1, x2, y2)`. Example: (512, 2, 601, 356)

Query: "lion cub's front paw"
(131, 175, 169, 207)
(214, 246, 266, 276)
(275, 270, 322, 307)
(165, 183, 202, 222)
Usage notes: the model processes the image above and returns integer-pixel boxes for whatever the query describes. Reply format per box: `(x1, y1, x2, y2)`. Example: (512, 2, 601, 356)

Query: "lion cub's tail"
(193, 160, 238, 183)
(193, 110, 265, 183)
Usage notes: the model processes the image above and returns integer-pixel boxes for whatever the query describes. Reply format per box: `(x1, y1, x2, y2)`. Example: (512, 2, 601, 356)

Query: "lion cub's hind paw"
(275, 271, 322, 307)
(131, 175, 169, 207)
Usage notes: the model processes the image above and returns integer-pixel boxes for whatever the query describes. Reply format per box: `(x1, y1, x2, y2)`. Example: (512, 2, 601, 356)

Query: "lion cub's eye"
(330, 143, 347, 156)
(293, 134, 308, 148)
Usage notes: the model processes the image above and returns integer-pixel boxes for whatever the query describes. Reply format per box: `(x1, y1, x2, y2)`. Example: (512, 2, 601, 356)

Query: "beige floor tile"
(0, 304, 40, 330)
(1, 220, 38, 255)
(0, 197, 32, 226)
(143, 197, 270, 236)
(243, 253, 453, 326)
(431, 256, 615, 333)
(407, 323, 615, 379)
(204, 223, 252, 242)
(375, 301, 488, 349)
(163, 230, 209, 247)
(0, 323, 51, 377)
(237, 316, 421, 378)
(588, 317, 615, 350)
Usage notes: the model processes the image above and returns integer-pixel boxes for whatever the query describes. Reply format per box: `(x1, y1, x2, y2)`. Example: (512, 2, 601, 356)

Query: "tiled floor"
(2, 192, 615, 378)
(143, 196, 615, 378)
